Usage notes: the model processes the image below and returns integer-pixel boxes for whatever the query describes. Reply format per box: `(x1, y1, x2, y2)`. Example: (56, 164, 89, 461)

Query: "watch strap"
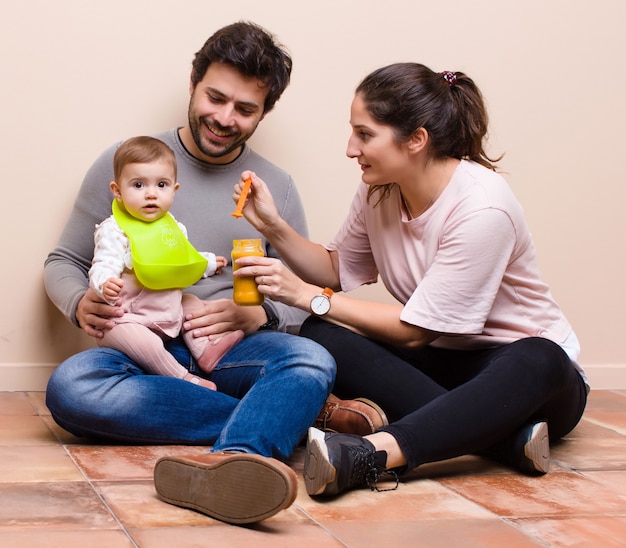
(258, 302, 279, 331)
(321, 287, 334, 299)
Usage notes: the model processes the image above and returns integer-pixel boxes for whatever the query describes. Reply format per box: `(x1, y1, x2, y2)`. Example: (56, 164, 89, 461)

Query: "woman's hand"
(233, 255, 310, 310)
(232, 171, 282, 233)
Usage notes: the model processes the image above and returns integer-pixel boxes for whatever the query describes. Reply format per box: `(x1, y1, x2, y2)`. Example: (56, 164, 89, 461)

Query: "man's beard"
(188, 107, 252, 160)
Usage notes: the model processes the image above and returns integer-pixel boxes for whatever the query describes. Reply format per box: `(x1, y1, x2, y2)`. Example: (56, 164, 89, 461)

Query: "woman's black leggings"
(300, 317, 588, 471)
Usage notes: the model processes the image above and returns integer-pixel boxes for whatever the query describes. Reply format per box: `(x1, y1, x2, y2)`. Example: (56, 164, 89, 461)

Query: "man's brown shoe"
(314, 394, 388, 436)
(154, 452, 297, 524)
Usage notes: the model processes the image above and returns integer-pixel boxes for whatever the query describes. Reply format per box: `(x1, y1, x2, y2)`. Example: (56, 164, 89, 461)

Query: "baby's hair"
(113, 136, 177, 181)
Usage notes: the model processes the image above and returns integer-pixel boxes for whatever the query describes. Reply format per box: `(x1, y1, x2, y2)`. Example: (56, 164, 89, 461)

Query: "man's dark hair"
(191, 21, 292, 114)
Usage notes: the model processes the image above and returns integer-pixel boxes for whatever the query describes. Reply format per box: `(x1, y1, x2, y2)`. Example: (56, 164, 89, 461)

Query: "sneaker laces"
(366, 467, 399, 492)
(346, 444, 399, 492)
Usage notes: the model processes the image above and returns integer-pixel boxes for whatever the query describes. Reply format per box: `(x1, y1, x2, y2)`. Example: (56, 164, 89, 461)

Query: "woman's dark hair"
(190, 21, 292, 114)
(356, 63, 502, 204)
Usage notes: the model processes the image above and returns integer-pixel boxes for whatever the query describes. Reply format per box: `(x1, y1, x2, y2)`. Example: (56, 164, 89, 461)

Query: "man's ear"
(407, 127, 429, 154)
(189, 67, 200, 95)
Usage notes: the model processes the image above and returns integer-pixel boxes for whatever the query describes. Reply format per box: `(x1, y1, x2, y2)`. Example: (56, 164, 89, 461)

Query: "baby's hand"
(102, 277, 124, 302)
(214, 256, 228, 275)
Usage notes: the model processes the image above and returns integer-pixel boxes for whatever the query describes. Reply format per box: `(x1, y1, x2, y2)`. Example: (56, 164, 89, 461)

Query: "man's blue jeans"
(46, 331, 336, 460)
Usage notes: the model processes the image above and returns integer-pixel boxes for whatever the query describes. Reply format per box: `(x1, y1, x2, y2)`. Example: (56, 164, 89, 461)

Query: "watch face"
(311, 295, 330, 315)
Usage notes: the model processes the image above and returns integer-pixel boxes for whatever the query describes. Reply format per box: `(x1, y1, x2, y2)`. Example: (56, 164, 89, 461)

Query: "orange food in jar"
(232, 239, 265, 306)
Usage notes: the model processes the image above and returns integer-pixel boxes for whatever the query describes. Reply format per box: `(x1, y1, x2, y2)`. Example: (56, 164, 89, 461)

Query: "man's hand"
(76, 287, 123, 338)
(182, 295, 267, 339)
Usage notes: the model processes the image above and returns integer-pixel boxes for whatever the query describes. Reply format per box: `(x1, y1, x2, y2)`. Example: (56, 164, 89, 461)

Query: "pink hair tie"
(442, 71, 457, 87)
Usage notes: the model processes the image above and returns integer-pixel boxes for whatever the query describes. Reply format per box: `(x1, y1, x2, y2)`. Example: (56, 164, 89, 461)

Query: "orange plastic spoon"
(231, 177, 252, 218)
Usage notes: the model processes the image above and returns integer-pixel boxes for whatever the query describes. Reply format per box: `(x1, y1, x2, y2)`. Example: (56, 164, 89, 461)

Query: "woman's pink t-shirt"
(328, 160, 582, 374)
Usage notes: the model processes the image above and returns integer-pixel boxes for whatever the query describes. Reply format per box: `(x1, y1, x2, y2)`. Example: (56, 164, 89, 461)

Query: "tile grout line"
(28, 392, 141, 548)
(291, 503, 351, 546)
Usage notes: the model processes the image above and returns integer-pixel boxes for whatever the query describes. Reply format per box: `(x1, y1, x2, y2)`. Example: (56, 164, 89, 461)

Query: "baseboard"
(583, 364, 626, 390)
(0, 364, 58, 392)
(1, 362, 625, 392)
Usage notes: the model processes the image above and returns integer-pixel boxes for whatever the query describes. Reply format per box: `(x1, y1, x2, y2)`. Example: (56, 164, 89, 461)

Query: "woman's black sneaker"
(303, 427, 398, 497)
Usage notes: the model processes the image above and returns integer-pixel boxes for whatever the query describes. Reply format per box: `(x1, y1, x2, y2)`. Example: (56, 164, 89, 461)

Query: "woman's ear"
(407, 127, 429, 153)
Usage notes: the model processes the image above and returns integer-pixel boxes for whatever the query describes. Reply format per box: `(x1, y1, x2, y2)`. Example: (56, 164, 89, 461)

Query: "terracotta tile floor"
(1, 390, 626, 547)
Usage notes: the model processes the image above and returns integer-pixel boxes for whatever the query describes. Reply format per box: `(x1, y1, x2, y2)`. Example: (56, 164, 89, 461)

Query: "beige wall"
(1, 0, 625, 389)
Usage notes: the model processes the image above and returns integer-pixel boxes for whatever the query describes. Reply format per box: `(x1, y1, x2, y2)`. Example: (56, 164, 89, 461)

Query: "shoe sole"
(303, 428, 337, 496)
(524, 422, 550, 474)
(154, 453, 297, 524)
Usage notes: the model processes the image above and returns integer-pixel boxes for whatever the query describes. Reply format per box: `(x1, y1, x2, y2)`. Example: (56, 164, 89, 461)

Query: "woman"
(232, 62, 588, 498)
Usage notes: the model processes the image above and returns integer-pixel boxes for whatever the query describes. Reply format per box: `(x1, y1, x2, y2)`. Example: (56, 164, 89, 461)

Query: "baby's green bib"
(112, 200, 208, 290)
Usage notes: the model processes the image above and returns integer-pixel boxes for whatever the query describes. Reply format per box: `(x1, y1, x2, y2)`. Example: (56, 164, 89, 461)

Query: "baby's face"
(114, 160, 179, 222)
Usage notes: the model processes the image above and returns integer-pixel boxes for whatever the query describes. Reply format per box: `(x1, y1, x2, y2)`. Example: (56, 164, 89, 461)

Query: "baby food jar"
(232, 239, 265, 306)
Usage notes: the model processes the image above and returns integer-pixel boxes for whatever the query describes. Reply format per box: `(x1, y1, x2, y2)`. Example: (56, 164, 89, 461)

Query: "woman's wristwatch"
(310, 287, 334, 316)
